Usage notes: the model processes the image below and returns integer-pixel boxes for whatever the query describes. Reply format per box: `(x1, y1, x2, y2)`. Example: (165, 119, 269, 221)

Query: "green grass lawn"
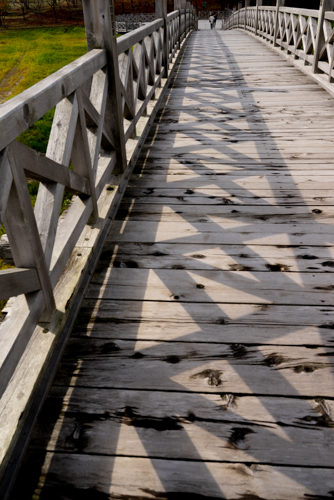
(0, 27, 88, 281)
(0, 26, 88, 153)
(0, 27, 87, 100)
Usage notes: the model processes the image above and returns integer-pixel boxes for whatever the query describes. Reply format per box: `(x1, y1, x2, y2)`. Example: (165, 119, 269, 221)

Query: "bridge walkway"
(11, 29, 334, 499)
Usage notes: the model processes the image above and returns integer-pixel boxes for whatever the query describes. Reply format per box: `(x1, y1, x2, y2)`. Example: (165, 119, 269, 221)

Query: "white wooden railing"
(223, 0, 334, 91)
(0, 0, 196, 494)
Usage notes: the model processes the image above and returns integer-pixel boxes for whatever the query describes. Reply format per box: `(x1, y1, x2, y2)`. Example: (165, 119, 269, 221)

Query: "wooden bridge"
(1, 1, 334, 498)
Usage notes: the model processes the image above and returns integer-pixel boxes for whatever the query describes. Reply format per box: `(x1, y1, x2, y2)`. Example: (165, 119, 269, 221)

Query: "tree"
(0, 0, 9, 27)
(64, 0, 82, 21)
(28, 0, 43, 24)
(45, 0, 59, 22)
(11, 0, 29, 21)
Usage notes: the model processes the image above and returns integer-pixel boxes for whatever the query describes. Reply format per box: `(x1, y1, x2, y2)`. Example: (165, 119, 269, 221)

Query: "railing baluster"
(34, 93, 78, 269)
(156, 0, 169, 78)
(5, 144, 56, 315)
(273, 0, 281, 46)
(72, 87, 99, 222)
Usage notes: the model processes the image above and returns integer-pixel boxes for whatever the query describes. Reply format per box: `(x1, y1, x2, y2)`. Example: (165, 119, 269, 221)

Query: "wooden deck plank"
(52, 333, 334, 396)
(87, 267, 334, 305)
(30, 388, 334, 467)
(53, 337, 334, 397)
(121, 188, 334, 206)
(76, 299, 334, 346)
(96, 241, 334, 274)
(107, 220, 334, 247)
(115, 203, 334, 219)
(11, 29, 334, 500)
(16, 453, 334, 500)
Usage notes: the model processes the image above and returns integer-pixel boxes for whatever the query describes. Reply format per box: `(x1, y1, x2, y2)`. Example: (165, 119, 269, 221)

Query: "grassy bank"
(0, 25, 88, 156)
(0, 26, 87, 102)
(0, 27, 88, 287)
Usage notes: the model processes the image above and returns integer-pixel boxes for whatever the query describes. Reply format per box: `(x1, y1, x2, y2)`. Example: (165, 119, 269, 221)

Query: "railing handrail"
(0, 50, 106, 152)
(167, 9, 180, 21)
(117, 18, 164, 53)
(278, 6, 319, 16)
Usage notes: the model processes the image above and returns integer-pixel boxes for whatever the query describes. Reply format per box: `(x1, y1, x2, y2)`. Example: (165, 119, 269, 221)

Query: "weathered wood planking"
(53, 338, 334, 397)
(30, 388, 334, 466)
(87, 267, 334, 305)
(115, 203, 334, 220)
(96, 241, 334, 273)
(0, 268, 40, 301)
(76, 299, 334, 346)
(13, 28, 334, 500)
(107, 220, 334, 246)
(121, 188, 334, 206)
(127, 174, 334, 191)
(16, 452, 334, 500)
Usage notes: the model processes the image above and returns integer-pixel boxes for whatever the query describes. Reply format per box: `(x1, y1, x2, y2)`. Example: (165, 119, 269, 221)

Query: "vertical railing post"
(180, 0, 185, 39)
(255, 0, 262, 36)
(186, 1, 191, 32)
(156, 0, 169, 79)
(245, 0, 250, 30)
(312, 0, 331, 73)
(194, 3, 198, 30)
(273, 0, 281, 46)
(181, 0, 186, 39)
(175, 0, 181, 49)
(82, 0, 127, 173)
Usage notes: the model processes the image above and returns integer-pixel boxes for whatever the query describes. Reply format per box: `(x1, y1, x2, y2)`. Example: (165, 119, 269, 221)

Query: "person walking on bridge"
(209, 14, 215, 29)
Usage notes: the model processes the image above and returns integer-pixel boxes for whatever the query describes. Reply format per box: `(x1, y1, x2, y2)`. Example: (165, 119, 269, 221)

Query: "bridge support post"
(186, 1, 191, 32)
(180, 0, 186, 38)
(244, 0, 250, 28)
(273, 0, 282, 47)
(194, 3, 198, 31)
(188, 2, 192, 29)
(156, 0, 169, 79)
(175, 0, 181, 49)
(312, 0, 331, 74)
(255, 0, 262, 36)
(82, 0, 127, 174)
